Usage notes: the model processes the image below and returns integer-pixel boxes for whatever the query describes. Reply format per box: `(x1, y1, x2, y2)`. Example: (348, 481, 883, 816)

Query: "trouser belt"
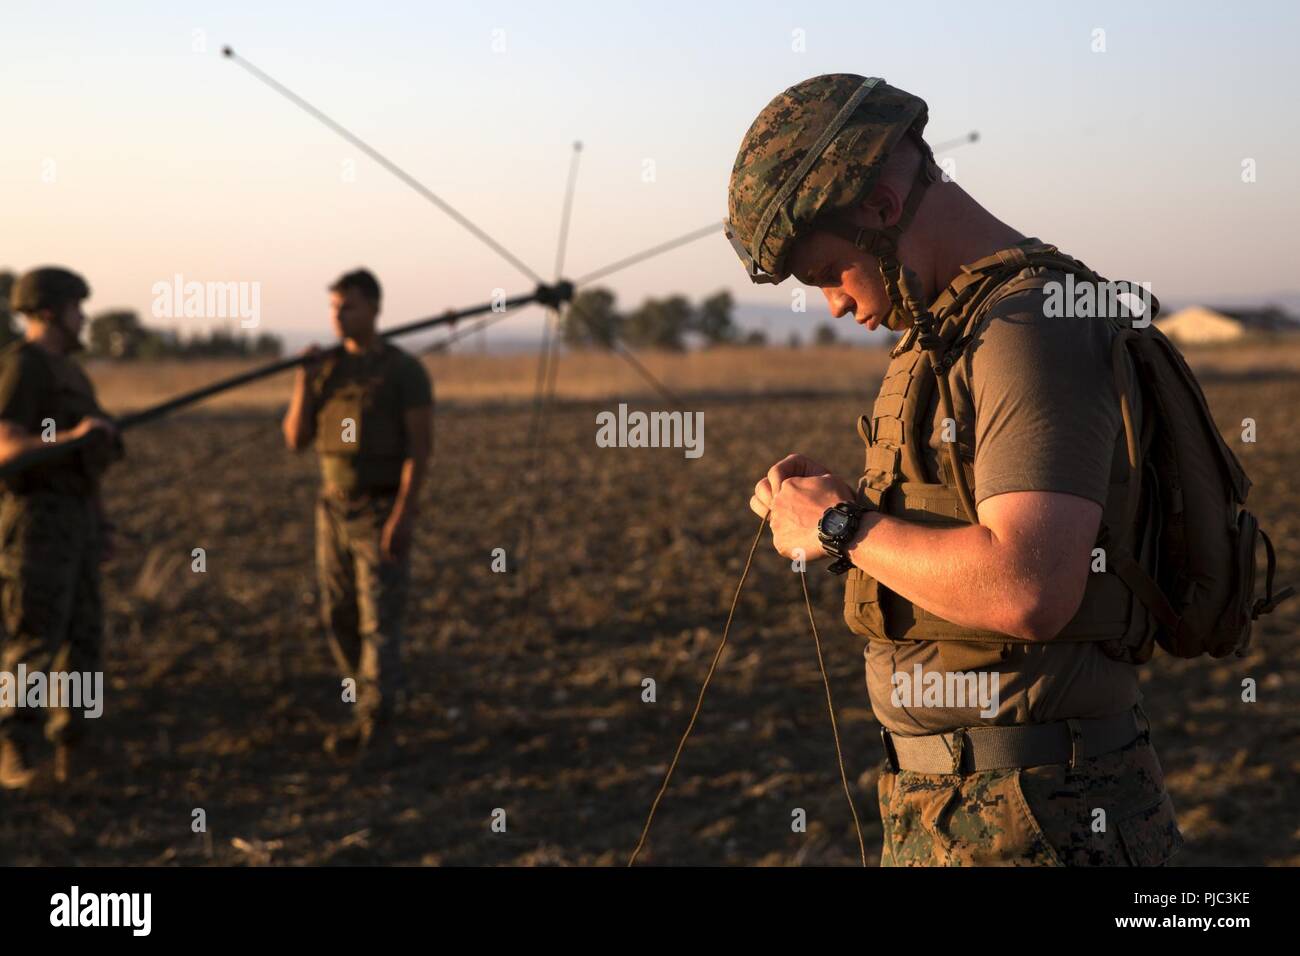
(880, 705, 1149, 774)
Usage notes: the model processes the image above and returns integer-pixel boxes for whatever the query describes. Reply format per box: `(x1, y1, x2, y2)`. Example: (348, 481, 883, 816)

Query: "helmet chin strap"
(845, 159, 981, 523)
(821, 154, 939, 331)
(859, 159, 941, 332)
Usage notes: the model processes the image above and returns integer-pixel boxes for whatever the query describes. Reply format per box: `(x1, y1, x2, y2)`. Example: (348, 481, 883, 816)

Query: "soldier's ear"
(859, 185, 903, 229)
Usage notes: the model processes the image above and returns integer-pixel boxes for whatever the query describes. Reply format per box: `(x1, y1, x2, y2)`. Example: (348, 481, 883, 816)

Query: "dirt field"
(0, 352, 1296, 866)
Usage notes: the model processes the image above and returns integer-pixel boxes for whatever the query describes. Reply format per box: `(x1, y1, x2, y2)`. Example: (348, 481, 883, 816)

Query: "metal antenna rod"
(554, 141, 583, 281)
(575, 221, 722, 286)
(517, 139, 587, 594)
(222, 45, 544, 285)
(0, 288, 552, 479)
(931, 130, 980, 154)
(421, 307, 522, 354)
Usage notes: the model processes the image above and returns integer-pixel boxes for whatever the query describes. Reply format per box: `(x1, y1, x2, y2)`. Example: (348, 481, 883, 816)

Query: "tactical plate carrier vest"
(843, 242, 1160, 671)
(0, 341, 119, 496)
(313, 343, 408, 459)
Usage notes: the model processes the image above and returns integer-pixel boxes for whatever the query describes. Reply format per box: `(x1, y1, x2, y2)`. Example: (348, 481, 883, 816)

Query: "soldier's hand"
(67, 416, 118, 444)
(750, 453, 833, 516)
(381, 508, 413, 563)
(751, 460, 857, 560)
(296, 344, 325, 380)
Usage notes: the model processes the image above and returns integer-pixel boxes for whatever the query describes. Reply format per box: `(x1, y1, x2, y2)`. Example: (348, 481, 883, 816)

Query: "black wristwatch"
(817, 502, 867, 574)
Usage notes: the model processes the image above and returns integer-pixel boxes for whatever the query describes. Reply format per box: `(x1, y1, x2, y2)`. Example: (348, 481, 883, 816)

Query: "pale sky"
(5, 0, 1298, 348)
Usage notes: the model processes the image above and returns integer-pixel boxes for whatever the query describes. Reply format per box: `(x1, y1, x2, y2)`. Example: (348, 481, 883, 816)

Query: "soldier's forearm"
(0, 432, 48, 466)
(282, 375, 316, 450)
(403, 459, 426, 509)
(846, 511, 1076, 642)
(393, 409, 431, 515)
(0, 426, 89, 471)
(392, 454, 427, 518)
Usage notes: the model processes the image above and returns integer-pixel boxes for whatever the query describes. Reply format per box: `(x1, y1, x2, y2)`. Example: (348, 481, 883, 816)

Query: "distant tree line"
(85, 310, 282, 360)
(0, 272, 281, 359)
(561, 286, 843, 351)
(563, 288, 768, 350)
(2, 268, 842, 358)
(0, 271, 18, 348)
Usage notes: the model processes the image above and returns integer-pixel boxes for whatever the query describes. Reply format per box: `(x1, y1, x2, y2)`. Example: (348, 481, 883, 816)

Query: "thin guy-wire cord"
(223, 47, 543, 285)
(565, 299, 683, 407)
(628, 511, 768, 866)
(799, 568, 867, 866)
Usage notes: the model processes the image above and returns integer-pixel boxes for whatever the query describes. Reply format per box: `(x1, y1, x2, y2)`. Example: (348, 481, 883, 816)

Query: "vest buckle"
(879, 726, 900, 773)
(1065, 718, 1083, 770)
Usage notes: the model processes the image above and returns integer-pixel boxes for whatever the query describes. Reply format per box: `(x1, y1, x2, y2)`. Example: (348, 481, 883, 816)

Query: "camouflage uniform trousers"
(315, 491, 409, 728)
(878, 728, 1185, 866)
(0, 492, 103, 750)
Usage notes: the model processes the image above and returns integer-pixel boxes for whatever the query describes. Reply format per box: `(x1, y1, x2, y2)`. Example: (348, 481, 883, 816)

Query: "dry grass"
(87, 338, 1300, 416)
(86, 346, 891, 415)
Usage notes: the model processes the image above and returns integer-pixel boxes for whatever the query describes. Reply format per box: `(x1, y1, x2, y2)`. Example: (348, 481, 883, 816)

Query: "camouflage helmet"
(10, 266, 91, 315)
(726, 75, 931, 284)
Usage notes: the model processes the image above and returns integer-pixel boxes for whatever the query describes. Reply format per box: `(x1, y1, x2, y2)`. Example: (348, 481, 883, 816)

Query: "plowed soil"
(1, 367, 1295, 866)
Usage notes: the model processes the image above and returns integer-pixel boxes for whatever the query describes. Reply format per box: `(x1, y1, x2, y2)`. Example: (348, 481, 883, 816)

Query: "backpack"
(1106, 321, 1293, 658)
(962, 261, 1294, 660)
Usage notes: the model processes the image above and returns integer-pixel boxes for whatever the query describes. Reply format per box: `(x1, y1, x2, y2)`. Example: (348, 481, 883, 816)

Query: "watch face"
(823, 511, 850, 536)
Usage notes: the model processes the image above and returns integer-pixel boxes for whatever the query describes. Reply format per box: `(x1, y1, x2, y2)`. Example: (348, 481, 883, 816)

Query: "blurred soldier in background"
(283, 269, 432, 758)
(0, 266, 123, 789)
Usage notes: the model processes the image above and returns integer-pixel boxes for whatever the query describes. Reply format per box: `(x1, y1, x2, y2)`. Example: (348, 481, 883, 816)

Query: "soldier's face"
(788, 231, 897, 332)
(43, 301, 86, 348)
(329, 289, 378, 342)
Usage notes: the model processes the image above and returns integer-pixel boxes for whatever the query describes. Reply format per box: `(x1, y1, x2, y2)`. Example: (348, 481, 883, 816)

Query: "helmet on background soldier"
(10, 266, 90, 316)
(10, 266, 91, 350)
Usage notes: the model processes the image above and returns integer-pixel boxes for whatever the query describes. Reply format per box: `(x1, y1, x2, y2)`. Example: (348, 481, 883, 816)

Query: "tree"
(787, 331, 803, 349)
(88, 309, 149, 358)
(813, 322, 837, 345)
(252, 333, 282, 358)
(0, 271, 17, 347)
(623, 295, 692, 351)
(135, 329, 178, 360)
(742, 330, 768, 347)
(692, 290, 738, 345)
(563, 287, 621, 348)
(87, 311, 281, 360)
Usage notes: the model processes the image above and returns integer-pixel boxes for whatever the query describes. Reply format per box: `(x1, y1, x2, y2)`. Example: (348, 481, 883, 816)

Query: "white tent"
(1156, 305, 1299, 345)
(1155, 307, 1246, 344)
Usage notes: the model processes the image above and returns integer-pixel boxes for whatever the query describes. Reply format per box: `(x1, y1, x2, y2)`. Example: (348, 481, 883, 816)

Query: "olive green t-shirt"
(311, 343, 432, 494)
(866, 267, 1143, 734)
(0, 342, 116, 496)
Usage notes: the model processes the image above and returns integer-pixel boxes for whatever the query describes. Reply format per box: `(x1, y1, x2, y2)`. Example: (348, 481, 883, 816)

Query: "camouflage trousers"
(315, 491, 408, 727)
(878, 730, 1184, 866)
(0, 493, 103, 749)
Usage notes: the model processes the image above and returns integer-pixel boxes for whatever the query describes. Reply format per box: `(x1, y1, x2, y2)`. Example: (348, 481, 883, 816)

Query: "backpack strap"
(1253, 529, 1296, 618)
(1111, 330, 1143, 531)
(1103, 535, 1183, 639)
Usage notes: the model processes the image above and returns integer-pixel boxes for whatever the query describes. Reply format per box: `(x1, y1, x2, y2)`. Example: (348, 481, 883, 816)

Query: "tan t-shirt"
(866, 267, 1142, 734)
